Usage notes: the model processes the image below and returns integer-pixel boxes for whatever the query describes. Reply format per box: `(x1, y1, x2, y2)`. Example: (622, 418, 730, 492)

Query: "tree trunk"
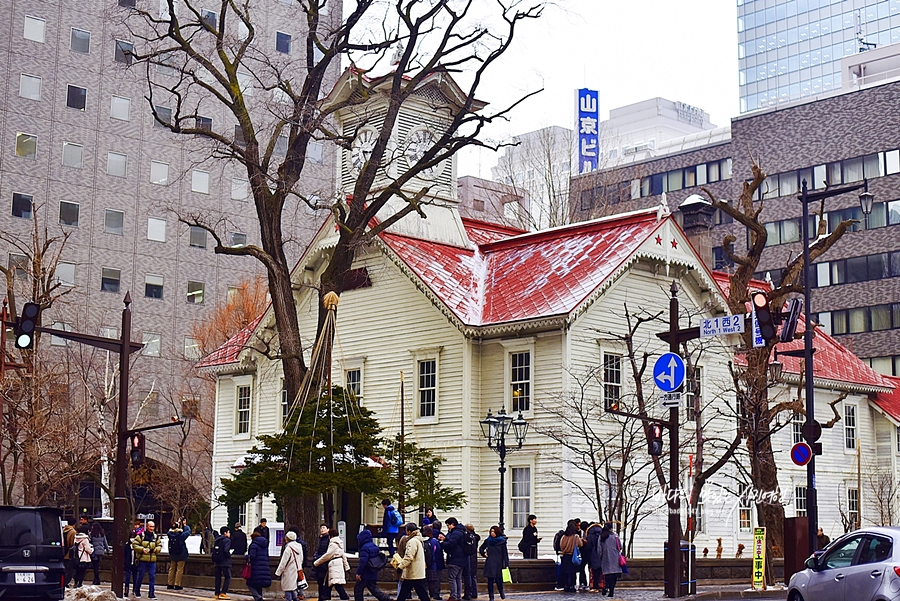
(282, 494, 321, 542)
(749, 430, 785, 557)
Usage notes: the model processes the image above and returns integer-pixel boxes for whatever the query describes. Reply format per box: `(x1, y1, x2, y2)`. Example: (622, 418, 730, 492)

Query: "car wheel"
(787, 592, 804, 601)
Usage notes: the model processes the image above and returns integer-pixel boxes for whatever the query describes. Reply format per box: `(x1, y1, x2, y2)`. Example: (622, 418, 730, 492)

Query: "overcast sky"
(455, 0, 739, 178)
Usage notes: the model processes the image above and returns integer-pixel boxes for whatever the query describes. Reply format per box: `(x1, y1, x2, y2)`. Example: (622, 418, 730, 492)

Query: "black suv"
(0, 506, 65, 600)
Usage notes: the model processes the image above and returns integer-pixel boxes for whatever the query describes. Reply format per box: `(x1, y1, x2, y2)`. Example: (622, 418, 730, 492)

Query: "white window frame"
(685, 365, 702, 421)
(62, 142, 83, 168)
(281, 378, 290, 427)
(509, 462, 534, 530)
(601, 348, 623, 412)
(24, 16, 46, 43)
(107, 152, 127, 177)
(16, 133, 37, 159)
(500, 338, 534, 415)
(19, 74, 42, 101)
(105, 209, 124, 235)
(844, 403, 857, 451)
(110, 95, 130, 121)
(191, 169, 210, 193)
(59, 200, 80, 227)
(792, 412, 804, 445)
(70, 28, 90, 53)
(739, 483, 753, 530)
(56, 262, 76, 287)
(187, 280, 205, 304)
(150, 160, 169, 185)
(233, 375, 253, 438)
(101, 267, 121, 293)
(795, 485, 807, 518)
(847, 487, 859, 529)
(410, 347, 441, 423)
(341, 356, 366, 403)
(147, 217, 166, 242)
(145, 274, 164, 299)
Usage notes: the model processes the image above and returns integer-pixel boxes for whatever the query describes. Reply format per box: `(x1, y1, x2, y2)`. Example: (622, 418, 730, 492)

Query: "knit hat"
(285, 531, 297, 541)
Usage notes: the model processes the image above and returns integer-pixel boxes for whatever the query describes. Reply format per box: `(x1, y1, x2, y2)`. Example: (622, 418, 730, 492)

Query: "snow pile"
(66, 585, 118, 601)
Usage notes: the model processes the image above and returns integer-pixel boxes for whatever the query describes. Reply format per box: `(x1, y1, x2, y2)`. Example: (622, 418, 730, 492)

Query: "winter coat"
(424, 536, 444, 571)
(74, 533, 94, 564)
(382, 504, 400, 535)
(519, 525, 538, 555)
(167, 526, 191, 561)
(313, 536, 350, 586)
(356, 529, 384, 581)
(132, 531, 161, 563)
(275, 540, 304, 592)
(558, 533, 582, 556)
(479, 535, 509, 580)
(397, 532, 426, 581)
(598, 532, 623, 576)
(231, 529, 248, 555)
(212, 534, 232, 567)
(90, 534, 109, 560)
(63, 525, 77, 560)
(313, 534, 330, 579)
(246, 536, 272, 588)
(440, 527, 467, 567)
(586, 524, 603, 569)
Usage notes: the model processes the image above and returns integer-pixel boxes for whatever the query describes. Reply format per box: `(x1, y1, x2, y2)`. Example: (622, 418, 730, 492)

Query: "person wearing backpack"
(422, 526, 443, 601)
(438, 518, 466, 601)
(381, 499, 401, 556)
(355, 528, 393, 601)
(212, 526, 232, 600)
(551, 528, 565, 591)
(557, 521, 583, 593)
(462, 524, 480, 600)
(166, 519, 191, 590)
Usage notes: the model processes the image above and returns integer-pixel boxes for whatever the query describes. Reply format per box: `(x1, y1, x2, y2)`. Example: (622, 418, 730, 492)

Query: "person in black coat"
(479, 526, 509, 601)
(355, 529, 391, 601)
(212, 526, 232, 599)
(439, 518, 466, 601)
(518, 515, 540, 559)
(246, 532, 272, 601)
(231, 523, 248, 556)
(313, 524, 332, 601)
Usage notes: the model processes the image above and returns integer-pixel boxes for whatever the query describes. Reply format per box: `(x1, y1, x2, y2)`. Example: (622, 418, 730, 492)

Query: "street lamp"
(480, 406, 528, 531)
(796, 177, 873, 556)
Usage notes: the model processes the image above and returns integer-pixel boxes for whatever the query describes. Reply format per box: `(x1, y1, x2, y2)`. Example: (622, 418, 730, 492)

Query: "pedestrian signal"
(649, 423, 664, 456)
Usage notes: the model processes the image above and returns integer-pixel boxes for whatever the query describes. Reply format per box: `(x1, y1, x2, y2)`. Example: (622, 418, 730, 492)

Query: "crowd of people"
(62, 507, 626, 600)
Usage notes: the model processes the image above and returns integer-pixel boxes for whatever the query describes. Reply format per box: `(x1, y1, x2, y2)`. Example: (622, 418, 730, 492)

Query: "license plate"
(15, 572, 35, 584)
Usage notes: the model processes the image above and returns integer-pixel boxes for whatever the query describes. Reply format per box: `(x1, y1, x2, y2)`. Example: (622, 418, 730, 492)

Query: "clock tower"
(325, 68, 485, 248)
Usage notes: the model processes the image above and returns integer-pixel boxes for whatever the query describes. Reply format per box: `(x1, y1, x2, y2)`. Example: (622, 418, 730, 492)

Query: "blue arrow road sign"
(653, 352, 686, 393)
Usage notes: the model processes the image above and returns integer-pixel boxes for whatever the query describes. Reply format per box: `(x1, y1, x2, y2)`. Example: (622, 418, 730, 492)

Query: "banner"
(752, 527, 766, 590)
(577, 88, 599, 173)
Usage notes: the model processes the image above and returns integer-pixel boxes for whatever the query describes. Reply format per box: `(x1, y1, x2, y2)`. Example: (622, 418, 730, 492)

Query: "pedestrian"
(355, 528, 392, 601)
(276, 531, 305, 601)
(254, 518, 271, 543)
(212, 526, 232, 600)
(422, 508, 437, 527)
(478, 526, 509, 601)
(167, 518, 191, 590)
(231, 522, 248, 556)
(73, 525, 94, 587)
(422, 526, 443, 601)
(585, 522, 604, 592)
(438, 517, 466, 601)
(463, 524, 480, 600)
(312, 527, 350, 600)
(557, 520, 583, 593)
(597, 523, 622, 598)
(817, 527, 830, 550)
(517, 515, 540, 559)
(124, 520, 144, 593)
(79, 515, 91, 529)
(201, 524, 213, 554)
(246, 530, 272, 601)
(381, 499, 401, 556)
(395, 523, 430, 601)
(63, 518, 77, 588)
(89, 522, 109, 585)
(313, 524, 332, 601)
(576, 520, 589, 590)
(132, 520, 162, 598)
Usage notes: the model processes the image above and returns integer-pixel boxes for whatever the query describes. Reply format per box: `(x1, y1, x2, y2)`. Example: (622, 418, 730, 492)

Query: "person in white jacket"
(313, 528, 351, 600)
(276, 531, 306, 601)
(73, 525, 94, 588)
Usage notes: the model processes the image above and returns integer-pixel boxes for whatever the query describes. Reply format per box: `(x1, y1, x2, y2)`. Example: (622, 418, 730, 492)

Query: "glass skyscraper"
(738, 0, 900, 113)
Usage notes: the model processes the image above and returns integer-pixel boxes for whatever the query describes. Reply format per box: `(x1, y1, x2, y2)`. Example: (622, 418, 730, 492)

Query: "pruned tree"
(381, 434, 467, 517)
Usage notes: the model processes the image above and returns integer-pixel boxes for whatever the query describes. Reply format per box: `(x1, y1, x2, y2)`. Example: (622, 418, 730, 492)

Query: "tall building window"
(12, 193, 33, 219)
(66, 85, 87, 111)
(187, 281, 205, 304)
(686, 366, 702, 421)
(418, 359, 436, 418)
(276, 32, 292, 54)
(232, 178, 250, 201)
(150, 160, 169, 185)
(281, 385, 290, 425)
(189, 226, 207, 248)
(62, 142, 83, 168)
(236, 385, 251, 434)
(511, 466, 531, 529)
(19, 74, 41, 100)
(56, 262, 76, 287)
(105, 209, 124, 235)
(154, 106, 172, 127)
(603, 352, 623, 411)
(147, 217, 166, 242)
(70, 28, 90, 53)
(101, 268, 121, 293)
(24, 17, 46, 43)
(191, 170, 210, 193)
(142, 333, 160, 357)
(8, 254, 28, 279)
(845, 404, 857, 449)
(145, 274, 164, 299)
(107, 152, 127, 177)
(795, 486, 807, 518)
(196, 116, 212, 131)
(115, 40, 134, 64)
(230, 232, 247, 248)
(201, 10, 218, 29)
(15, 133, 36, 159)
(510, 351, 531, 412)
(110, 96, 130, 121)
(184, 337, 201, 360)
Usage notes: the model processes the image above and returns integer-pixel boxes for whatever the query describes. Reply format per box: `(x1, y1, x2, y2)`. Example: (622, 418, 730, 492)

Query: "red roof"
(381, 210, 662, 326)
(196, 314, 264, 369)
(873, 376, 900, 422)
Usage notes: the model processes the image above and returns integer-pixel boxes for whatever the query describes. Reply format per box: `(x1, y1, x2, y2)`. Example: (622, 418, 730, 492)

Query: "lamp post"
(480, 406, 528, 531)
(797, 178, 873, 556)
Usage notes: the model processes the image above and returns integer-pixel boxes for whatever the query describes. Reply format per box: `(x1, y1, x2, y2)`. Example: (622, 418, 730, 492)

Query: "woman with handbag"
(276, 531, 306, 601)
(478, 525, 509, 601)
(557, 521, 583, 593)
(597, 523, 623, 598)
(246, 531, 272, 601)
(312, 527, 351, 601)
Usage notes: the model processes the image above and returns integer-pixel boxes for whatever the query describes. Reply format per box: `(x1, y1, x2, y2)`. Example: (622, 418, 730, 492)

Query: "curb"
(693, 589, 787, 599)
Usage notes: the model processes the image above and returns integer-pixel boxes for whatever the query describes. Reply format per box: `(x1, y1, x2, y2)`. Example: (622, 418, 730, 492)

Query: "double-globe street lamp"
(480, 407, 528, 531)
(795, 177, 873, 556)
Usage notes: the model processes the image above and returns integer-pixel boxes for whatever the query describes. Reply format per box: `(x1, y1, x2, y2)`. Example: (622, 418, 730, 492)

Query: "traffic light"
(649, 423, 664, 456)
(779, 298, 803, 343)
(130, 432, 145, 468)
(14, 302, 40, 349)
(752, 292, 777, 343)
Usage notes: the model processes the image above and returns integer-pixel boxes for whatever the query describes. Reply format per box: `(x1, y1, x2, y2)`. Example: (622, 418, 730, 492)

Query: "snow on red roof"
(381, 210, 662, 327)
(873, 375, 900, 423)
(196, 314, 264, 369)
(712, 271, 891, 392)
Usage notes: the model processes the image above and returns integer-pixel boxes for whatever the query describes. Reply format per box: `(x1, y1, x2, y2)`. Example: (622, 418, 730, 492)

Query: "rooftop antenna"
(856, 10, 877, 52)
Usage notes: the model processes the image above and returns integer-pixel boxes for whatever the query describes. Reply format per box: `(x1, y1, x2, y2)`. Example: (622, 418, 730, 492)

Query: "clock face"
(351, 128, 378, 174)
(404, 127, 441, 178)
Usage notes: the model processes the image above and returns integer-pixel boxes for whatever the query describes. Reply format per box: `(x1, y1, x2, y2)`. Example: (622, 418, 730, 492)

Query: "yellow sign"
(752, 527, 766, 590)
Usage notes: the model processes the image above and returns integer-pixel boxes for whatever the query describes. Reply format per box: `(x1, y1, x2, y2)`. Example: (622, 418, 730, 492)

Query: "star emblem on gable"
(670, 238, 678, 249)
(655, 235, 662, 245)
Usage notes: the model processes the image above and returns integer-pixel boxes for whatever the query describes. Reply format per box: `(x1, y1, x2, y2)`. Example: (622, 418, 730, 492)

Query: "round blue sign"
(791, 442, 812, 466)
(653, 352, 686, 393)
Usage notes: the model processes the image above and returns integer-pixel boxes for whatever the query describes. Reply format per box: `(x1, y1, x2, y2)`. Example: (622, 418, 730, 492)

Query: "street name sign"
(700, 315, 745, 337)
(660, 392, 681, 409)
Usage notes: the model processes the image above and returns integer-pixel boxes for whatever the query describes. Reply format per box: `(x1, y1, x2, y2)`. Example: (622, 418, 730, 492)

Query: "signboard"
(653, 352, 686, 393)
(700, 315, 745, 337)
(791, 442, 813, 466)
(752, 527, 766, 590)
(660, 391, 681, 409)
(751, 304, 765, 348)
(577, 89, 599, 173)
